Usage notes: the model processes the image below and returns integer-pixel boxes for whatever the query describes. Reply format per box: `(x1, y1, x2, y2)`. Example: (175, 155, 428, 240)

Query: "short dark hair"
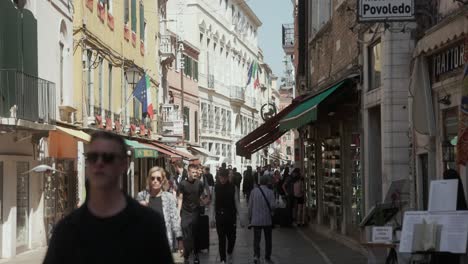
(205, 167, 210, 172)
(90, 131, 127, 156)
(218, 168, 229, 177)
(188, 164, 198, 171)
(221, 162, 227, 168)
(233, 167, 237, 172)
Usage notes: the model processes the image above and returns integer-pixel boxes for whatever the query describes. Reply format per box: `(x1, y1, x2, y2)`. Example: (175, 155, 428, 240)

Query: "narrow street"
(0, 197, 367, 264)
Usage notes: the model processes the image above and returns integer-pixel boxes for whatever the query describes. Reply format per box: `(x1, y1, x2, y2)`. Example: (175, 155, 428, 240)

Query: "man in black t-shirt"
(209, 168, 243, 264)
(178, 164, 206, 264)
(43, 131, 173, 264)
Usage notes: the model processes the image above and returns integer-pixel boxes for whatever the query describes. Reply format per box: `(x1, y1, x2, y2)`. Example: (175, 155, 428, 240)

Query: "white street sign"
(358, 0, 415, 22)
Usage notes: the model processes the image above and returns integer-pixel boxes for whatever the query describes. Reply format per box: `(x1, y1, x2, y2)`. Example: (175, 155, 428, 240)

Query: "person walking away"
(242, 166, 254, 201)
(178, 164, 207, 264)
(137, 166, 183, 257)
(174, 160, 189, 189)
(43, 131, 173, 263)
(281, 169, 295, 226)
(248, 175, 276, 264)
(272, 170, 281, 201)
(232, 168, 242, 199)
(293, 170, 306, 226)
(209, 168, 243, 263)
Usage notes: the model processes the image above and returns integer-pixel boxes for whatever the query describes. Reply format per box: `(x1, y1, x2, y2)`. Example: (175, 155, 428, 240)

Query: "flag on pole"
(132, 74, 154, 119)
(457, 37, 468, 165)
(253, 66, 260, 89)
(246, 61, 254, 85)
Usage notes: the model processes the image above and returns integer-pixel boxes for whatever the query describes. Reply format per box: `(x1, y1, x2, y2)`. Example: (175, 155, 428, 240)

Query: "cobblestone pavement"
(0, 199, 367, 264)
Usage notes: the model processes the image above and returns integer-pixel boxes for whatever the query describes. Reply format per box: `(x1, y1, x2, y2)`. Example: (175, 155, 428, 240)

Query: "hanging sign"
(358, 0, 415, 22)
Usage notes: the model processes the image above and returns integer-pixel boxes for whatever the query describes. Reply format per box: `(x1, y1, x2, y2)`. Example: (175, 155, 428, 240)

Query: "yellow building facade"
(72, 0, 159, 135)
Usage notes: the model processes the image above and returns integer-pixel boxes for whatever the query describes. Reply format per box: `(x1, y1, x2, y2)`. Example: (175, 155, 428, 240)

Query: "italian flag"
(133, 74, 154, 119)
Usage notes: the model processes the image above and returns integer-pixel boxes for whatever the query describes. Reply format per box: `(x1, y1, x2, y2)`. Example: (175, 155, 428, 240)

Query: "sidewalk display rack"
(322, 137, 343, 222)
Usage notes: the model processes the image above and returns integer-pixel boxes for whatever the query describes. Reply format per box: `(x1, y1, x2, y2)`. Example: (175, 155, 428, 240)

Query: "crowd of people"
(43, 131, 307, 264)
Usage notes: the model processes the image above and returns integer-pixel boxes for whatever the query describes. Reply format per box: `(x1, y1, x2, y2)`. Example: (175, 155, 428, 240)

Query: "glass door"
(16, 162, 30, 251)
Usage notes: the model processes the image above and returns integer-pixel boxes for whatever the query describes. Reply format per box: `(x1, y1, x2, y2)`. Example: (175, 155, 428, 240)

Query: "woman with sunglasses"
(137, 166, 184, 255)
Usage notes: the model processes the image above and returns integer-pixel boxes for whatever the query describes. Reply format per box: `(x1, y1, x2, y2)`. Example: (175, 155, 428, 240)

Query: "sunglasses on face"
(85, 152, 123, 164)
(151, 176, 163, 183)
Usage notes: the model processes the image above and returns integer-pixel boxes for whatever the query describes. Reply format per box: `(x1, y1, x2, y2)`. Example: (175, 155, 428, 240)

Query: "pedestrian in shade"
(209, 168, 243, 263)
(249, 175, 276, 264)
(43, 131, 173, 264)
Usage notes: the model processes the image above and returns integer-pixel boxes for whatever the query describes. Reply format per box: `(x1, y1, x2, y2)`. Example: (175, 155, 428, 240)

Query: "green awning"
(125, 139, 159, 158)
(279, 81, 344, 131)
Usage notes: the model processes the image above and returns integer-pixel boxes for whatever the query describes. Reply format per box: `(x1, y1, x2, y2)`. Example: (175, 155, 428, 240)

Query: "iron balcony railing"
(282, 23, 294, 51)
(160, 35, 175, 56)
(0, 69, 56, 124)
(230, 85, 245, 101)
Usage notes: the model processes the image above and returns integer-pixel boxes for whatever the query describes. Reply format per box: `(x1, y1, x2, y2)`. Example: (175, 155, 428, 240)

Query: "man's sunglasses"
(151, 176, 163, 183)
(85, 152, 123, 164)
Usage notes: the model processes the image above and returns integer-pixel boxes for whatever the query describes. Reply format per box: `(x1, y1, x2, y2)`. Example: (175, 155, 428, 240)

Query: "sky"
(248, 0, 294, 80)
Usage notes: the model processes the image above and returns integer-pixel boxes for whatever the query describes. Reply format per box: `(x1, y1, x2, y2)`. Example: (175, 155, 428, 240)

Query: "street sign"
(358, 0, 415, 22)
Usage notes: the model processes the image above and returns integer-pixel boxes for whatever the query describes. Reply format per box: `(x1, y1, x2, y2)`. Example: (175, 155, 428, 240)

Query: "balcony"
(229, 85, 245, 105)
(0, 69, 56, 127)
(282, 23, 294, 55)
(160, 104, 183, 137)
(160, 35, 175, 64)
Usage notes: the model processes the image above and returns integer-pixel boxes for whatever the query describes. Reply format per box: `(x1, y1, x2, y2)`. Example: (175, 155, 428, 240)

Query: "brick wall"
(308, 0, 359, 92)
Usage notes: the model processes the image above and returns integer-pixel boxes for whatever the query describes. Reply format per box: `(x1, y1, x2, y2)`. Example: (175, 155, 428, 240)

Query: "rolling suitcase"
(196, 214, 210, 252)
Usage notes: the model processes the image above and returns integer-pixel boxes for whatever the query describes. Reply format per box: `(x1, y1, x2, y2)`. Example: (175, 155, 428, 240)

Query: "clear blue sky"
(248, 0, 294, 79)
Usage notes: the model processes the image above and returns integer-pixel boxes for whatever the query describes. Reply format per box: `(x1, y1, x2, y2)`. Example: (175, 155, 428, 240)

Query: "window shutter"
(124, 0, 129, 23)
(139, 2, 145, 40)
(131, 0, 137, 32)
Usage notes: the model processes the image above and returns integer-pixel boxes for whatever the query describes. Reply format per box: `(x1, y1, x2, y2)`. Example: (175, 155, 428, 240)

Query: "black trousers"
(253, 226, 272, 260)
(216, 212, 237, 262)
(181, 211, 199, 260)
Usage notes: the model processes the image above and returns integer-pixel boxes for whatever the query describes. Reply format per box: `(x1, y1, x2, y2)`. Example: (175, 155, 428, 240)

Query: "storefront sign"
(358, 0, 415, 22)
(372, 226, 393, 243)
(134, 149, 158, 158)
(432, 42, 465, 81)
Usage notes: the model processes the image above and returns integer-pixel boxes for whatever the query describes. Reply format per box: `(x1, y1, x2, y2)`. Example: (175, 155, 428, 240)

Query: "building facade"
(166, 0, 265, 170)
(0, 0, 64, 258)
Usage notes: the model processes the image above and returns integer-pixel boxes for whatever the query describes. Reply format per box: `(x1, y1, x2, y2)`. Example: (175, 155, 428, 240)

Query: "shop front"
(278, 79, 362, 237)
(47, 125, 91, 242)
(124, 139, 160, 197)
(411, 14, 468, 209)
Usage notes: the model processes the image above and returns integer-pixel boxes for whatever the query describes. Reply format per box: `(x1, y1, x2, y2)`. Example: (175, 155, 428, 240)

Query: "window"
(443, 108, 458, 169)
(184, 107, 190, 141)
(139, 2, 145, 40)
(201, 103, 207, 129)
(227, 111, 231, 134)
(106, 0, 113, 15)
(108, 64, 112, 112)
(59, 43, 64, 104)
(124, 0, 129, 23)
(369, 40, 382, 90)
(98, 58, 103, 110)
(131, 0, 137, 32)
(286, 147, 292, 155)
(195, 111, 198, 142)
(86, 50, 92, 115)
(133, 98, 141, 119)
(193, 60, 198, 81)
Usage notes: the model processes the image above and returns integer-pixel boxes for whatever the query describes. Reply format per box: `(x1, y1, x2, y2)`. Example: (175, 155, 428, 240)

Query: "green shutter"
(131, 0, 136, 32)
(194, 61, 198, 81)
(124, 0, 129, 23)
(139, 3, 144, 40)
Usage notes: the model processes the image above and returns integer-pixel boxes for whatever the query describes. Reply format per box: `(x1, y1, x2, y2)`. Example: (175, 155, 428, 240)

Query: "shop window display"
(350, 134, 362, 225)
(322, 137, 342, 225)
